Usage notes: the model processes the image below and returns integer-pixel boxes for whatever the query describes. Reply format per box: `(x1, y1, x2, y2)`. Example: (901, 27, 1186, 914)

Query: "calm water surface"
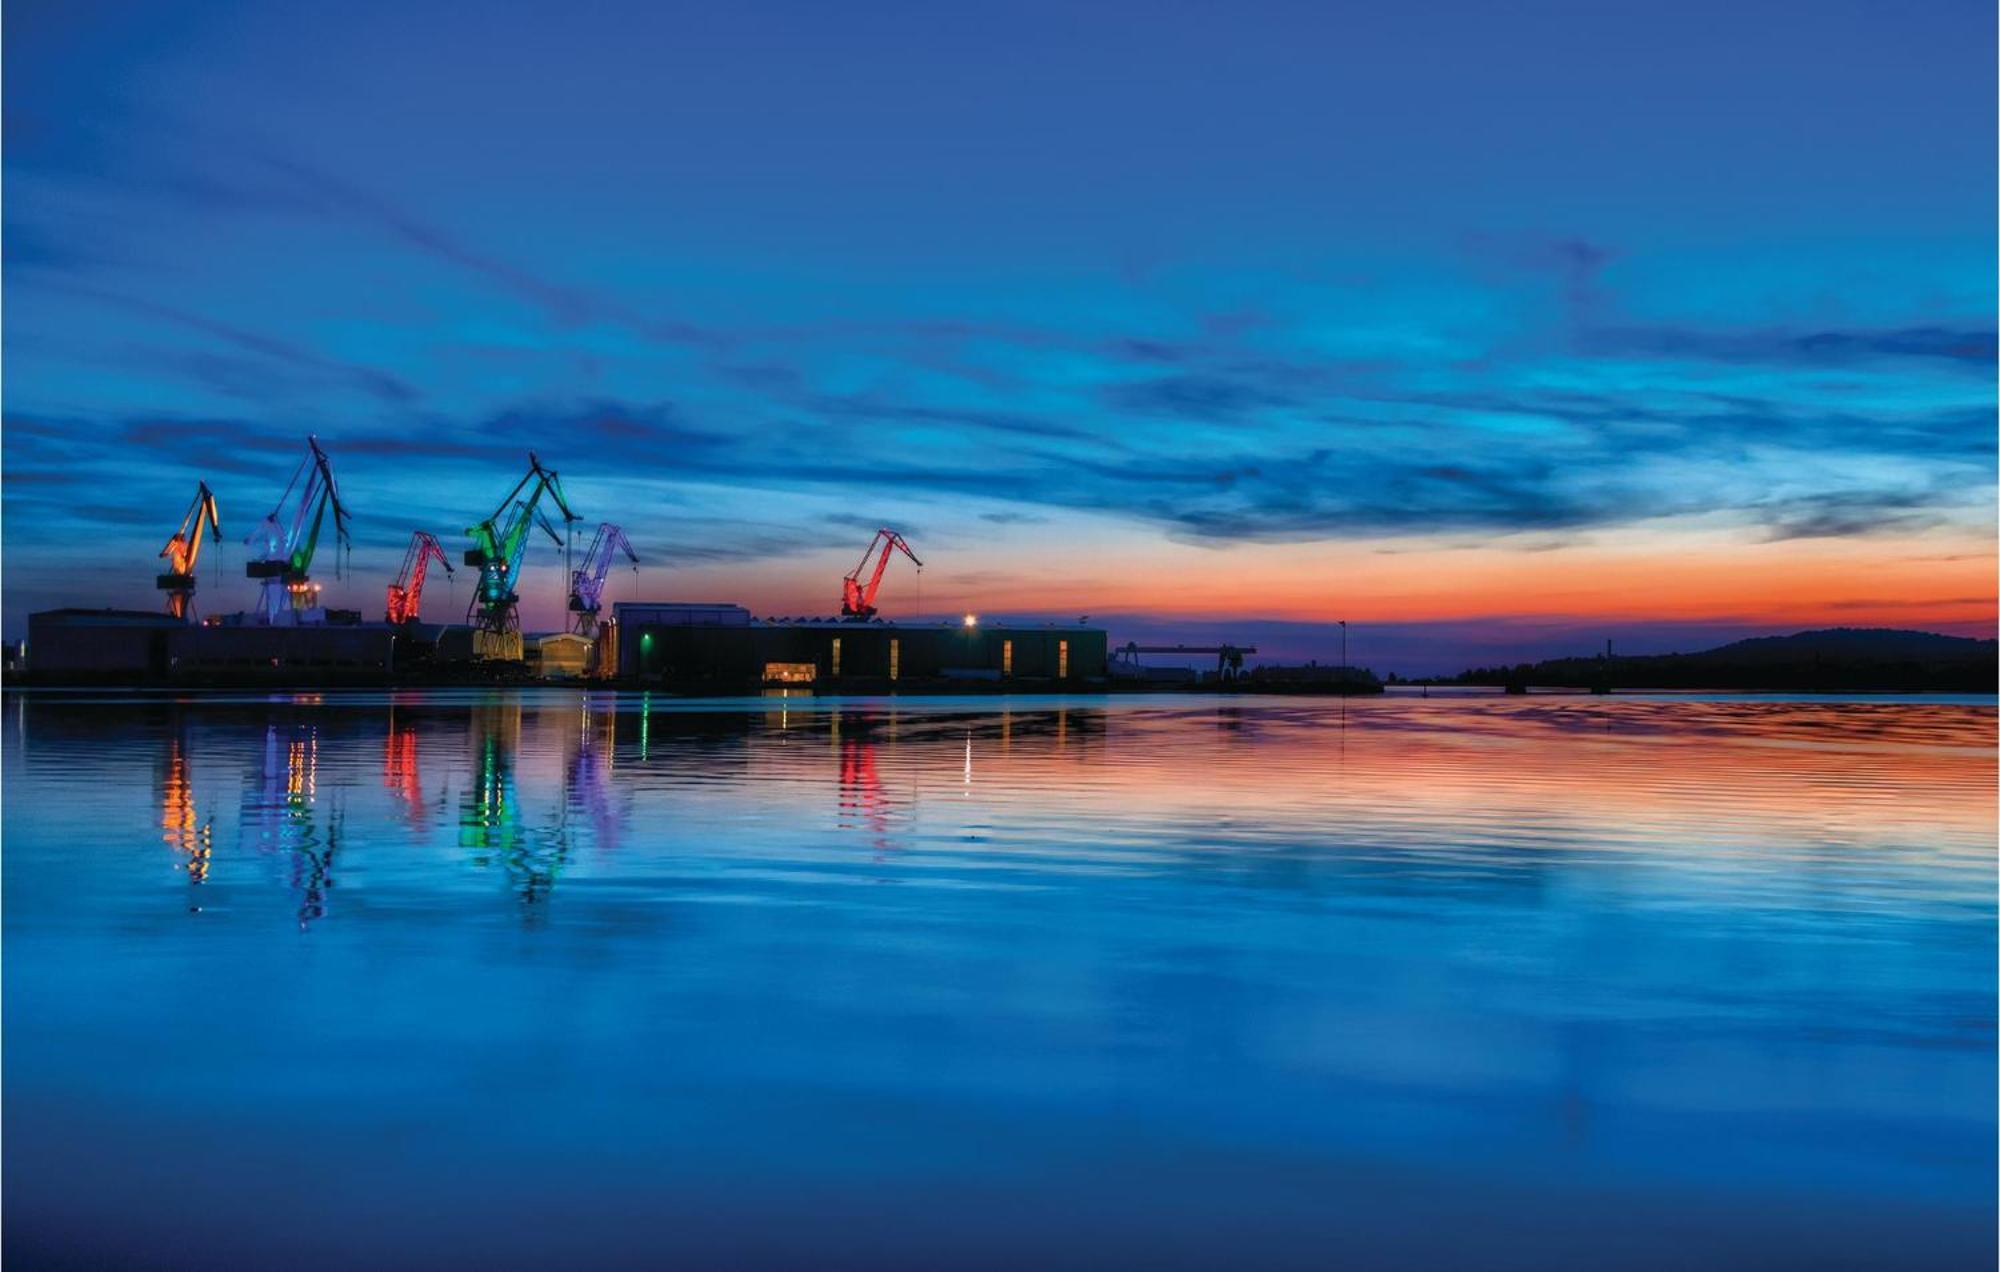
(4, 691, 1994, 1268)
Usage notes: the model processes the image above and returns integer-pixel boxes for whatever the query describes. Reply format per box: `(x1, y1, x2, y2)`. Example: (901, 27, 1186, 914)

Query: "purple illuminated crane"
(568, 522, 637, 635)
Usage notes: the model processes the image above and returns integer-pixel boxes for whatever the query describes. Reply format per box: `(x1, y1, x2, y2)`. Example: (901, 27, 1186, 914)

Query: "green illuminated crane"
(465, 453, 578, 644)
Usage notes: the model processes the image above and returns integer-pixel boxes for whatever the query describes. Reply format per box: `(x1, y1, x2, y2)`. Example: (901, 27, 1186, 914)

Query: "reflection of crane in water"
(563, 696, 624, 853)
(838, 736, 892, 848)
(382, 707, 438, 835)
(242, 720, 339, 928)
(158, 729, 213, 884)
(833, 710, 907, 856)
(460, 697, 570, 909)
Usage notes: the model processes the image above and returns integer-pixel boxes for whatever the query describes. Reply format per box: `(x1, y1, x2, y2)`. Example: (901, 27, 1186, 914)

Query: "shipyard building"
(19, 604, 1108, 689)
(611, 603, 1106, 689)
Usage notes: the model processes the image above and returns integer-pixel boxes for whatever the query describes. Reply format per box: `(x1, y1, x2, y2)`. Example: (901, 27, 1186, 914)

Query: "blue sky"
(4, 0, 1994, 672)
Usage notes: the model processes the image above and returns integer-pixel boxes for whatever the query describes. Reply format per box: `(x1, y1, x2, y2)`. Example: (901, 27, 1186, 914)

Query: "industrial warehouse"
(609, 604, 1106, 690)
(18, 437, 1114, 691)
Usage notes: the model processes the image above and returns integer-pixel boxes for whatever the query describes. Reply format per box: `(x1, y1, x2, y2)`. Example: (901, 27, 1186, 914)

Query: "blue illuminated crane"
(568, 522, 637, 635)
(245, 437, 350, 624)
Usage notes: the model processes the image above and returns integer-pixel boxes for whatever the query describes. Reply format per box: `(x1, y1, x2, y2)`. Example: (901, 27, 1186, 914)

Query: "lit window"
(1002, 640, 1012, 677)
(1058, 640, 1069, 679)
(830, 637, 842, 677)
(889, 639, 900, 681)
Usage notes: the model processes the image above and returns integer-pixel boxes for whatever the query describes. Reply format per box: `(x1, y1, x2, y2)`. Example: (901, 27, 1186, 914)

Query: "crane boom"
(157, 481, 221, 621)
(840, 528, 922, 621)
(245, 436, 350, 623)
(385, 531, 454, 624)
(568, 522, 638, 634)
(465, 452, 579, 641)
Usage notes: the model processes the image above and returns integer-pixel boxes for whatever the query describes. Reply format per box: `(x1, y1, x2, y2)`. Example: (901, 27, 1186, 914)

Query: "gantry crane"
(385, 531, 454, 624)
(840, 528, 921, 621)
(245, 436, 350, 624)
(156, 481, 220, 621)
(568, 522, 637, 635)
(465, 453, 577, 643)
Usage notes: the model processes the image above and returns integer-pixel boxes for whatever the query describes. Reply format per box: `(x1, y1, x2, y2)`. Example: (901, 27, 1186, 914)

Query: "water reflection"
(563, 695, 624, 854)
(383, 707, 429, 833)
(236, 720, 342, 928)
(157, 729, 212, 885)
(3, 692, 1994, 1269)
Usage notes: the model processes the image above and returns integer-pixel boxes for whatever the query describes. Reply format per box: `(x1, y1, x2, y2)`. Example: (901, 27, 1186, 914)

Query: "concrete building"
(611, 603, 1106, 689)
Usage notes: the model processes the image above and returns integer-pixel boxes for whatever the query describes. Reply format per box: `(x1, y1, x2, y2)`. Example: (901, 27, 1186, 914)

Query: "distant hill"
(1448, 627, 1997, 692)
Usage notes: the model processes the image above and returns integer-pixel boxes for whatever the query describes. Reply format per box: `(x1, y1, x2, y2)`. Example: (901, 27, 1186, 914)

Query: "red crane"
(385, 531, 454, 624)
(840, 528, 922, 621)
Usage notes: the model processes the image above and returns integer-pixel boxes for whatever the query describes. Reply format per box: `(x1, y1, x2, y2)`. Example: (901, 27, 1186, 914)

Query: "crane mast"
(465, 452, 578, 652)
(840, 528, 922, 621)
(245, 436, 349, 625)
(385, 531, 454, 624)
(157, 482, 221, 622)
(568, 522, 638, 635)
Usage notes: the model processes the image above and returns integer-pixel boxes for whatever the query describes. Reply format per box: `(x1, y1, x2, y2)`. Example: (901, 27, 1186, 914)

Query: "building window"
(889, 639, 900, 682)
(1002, 639, 1013, 677)
(764, 661, 815, 684)
(830, 637, 842, 677)
(1058, 640, 1069, 679)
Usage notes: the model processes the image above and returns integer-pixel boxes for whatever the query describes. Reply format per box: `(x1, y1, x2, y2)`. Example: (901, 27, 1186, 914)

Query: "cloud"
(1580, 323, 1998, 370)
(822, 513, 923, 539)
(51, 284, 419, 404)
(1105, 373, 1297, 421)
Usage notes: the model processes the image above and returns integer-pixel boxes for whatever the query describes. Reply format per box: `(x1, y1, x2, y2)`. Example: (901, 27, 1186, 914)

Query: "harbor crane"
(245, 436, 349, 624)
(840, 528, 922, 621)
(385, 531, 453, 624)
(156, 481, 220, 621)
(1112, 642, 1259, 678)
(465, 452, 578, 642)
(568, 522, 637, 636)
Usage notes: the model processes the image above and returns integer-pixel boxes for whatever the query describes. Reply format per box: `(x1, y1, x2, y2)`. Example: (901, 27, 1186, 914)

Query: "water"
(4, 691, 1993, 1269)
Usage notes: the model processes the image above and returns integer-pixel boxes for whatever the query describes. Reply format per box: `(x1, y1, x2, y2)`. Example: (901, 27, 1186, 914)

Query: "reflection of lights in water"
(286, 733, 317, 801)
(963, 732, 972, 787)
(459, 699, 570, 909)
(159, 736, 213, 883)
(383, 717, 427, 829)
(241, 721, 336, 927)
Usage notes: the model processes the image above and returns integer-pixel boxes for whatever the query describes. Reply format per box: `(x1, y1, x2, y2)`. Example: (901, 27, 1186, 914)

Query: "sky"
(4, 0, 1994, 674)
